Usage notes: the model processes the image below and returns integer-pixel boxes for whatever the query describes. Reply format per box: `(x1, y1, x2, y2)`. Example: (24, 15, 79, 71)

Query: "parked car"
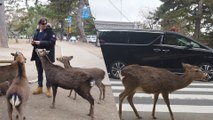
(98, 29, 213, 81)
(63, 36, 67, 41)
(86, 35, 97, 43)
(69, 36, 77, 42)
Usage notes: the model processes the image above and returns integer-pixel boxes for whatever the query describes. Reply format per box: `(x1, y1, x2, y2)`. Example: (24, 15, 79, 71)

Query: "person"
(31, 18, 56, 97)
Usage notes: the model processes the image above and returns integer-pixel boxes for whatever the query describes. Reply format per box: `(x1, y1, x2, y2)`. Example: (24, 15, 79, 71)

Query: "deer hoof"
(50, 105, 55, 109)
(152, 116, 157, 119)
(137, 116, 142, 119)
(16, 115, 19, 119)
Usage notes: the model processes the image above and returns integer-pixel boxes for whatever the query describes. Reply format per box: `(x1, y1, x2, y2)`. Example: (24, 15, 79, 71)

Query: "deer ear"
(68, 56, 73, 60)
(11, 53, 15, 56)
(182, 63, 191, 71)
(46, 50, 50, 54)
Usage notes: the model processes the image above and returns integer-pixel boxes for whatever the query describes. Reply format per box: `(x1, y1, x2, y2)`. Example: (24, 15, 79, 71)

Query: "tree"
(194, 0, 204, 40)
(0, 0, 9, 48)
(154, 0, 213, 41)
(76, 0, 87, 42)
(47, 0, 74, 40)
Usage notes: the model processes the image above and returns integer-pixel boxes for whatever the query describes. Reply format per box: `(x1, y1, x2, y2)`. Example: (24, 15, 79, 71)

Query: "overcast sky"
(89, 0, 162, 22)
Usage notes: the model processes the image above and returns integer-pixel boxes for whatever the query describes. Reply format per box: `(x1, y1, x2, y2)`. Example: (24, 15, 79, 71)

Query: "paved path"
(0, 40, 119, 120)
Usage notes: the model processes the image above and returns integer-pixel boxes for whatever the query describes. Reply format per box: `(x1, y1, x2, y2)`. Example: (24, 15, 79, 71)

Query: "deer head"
(11, 52, 26, 63)
(182, 63, 208, 81)
(56, 56, 73, 63)
(35, 49, 50, 57)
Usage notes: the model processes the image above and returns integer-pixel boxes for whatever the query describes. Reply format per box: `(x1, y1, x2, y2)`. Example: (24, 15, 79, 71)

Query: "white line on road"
(110, 81, 213, 86)
(111, 86, 213, 92)
(117, 104, 213, 113)
(113, 92, 213, 100)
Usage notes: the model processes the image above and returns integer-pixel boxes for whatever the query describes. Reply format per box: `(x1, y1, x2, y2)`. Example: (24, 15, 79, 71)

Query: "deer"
(0, 81, 10, 96)
(35, 49, 95, 119)
(0, 54, 20, 96)
(0, 55, 19, 84)
(6, 52, 30, 120)
(119, 63, 208, 120)
(56, 56, 106, 103)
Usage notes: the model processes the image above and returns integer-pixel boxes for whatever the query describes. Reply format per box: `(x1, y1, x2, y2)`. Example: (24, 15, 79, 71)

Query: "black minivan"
(98, 29, 213, 81)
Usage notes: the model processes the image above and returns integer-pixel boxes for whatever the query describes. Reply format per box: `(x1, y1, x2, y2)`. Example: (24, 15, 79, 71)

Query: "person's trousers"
(35, 59, 51, 88)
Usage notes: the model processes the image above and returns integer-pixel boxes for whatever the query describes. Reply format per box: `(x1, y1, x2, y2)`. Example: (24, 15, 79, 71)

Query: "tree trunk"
(0, 1, 8, 48)
(193, 0, 203, 41)
(59, 19, 65, 41)
(76, 0, 87, 42)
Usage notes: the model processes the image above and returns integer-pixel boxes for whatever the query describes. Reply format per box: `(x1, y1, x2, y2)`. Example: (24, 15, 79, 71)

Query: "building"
(94, 20, 142, 30)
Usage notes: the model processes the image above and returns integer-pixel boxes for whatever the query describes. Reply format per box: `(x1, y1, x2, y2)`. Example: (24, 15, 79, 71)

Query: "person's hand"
(31, 40, 40, 46)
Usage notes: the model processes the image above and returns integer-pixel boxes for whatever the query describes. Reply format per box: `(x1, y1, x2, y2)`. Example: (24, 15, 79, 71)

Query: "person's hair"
(38, 18, 47, 25)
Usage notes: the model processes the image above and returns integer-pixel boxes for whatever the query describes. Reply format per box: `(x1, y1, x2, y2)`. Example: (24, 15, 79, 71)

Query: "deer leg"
(76, 87, 95, 119)
(162, 92, 174, 120)
(7, 103, 13, 120)
(51, 85, 58, 109)
(119, 88, 135, 119)
(16, 106, 24, 120)
(67, 90, 72, 97)
(127, 91, 142, 119)
(96, 82, 103, 104)
(74, 91, 77, 100)
(102, 83, 106, 100)
(152, 93, 160, 119)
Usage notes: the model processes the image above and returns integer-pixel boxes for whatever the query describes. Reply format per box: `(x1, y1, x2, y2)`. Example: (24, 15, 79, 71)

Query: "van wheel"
(110, 61, 126, 79)
(199, 63, 213, 81)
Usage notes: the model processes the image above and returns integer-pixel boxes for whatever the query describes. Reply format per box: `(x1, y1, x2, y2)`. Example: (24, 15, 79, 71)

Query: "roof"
(94, 20, 142, 30)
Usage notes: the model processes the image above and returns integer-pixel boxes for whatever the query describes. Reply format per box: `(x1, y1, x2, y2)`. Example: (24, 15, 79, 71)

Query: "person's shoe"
(33, 86, 43, 95)
(45, 87, 52, 98)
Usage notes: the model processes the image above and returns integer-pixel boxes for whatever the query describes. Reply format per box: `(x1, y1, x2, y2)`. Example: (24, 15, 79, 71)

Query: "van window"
(163, 34, 179, 45)
(163, 34, 201, 48)
(128, 32, 161, 44)
(99, 31, 128, 43)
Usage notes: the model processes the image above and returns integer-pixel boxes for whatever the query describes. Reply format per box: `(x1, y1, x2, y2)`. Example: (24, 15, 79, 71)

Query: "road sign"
(68, 16, 72, 23)
(82, 6, 90, 19)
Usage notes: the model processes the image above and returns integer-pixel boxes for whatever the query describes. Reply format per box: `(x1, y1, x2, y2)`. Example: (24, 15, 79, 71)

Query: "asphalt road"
(110, 78, 213, 120)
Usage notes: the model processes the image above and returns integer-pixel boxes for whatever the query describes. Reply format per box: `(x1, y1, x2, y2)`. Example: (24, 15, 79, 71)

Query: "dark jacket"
(31, 27, 56, 62)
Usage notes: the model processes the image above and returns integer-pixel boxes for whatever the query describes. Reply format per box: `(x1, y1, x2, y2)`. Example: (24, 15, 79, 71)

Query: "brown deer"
(0, 54, 20, 96)
(36, 49, 95, 119)
(56, 56, 105, 103)
(0, 81, 10, 96)
(0, 55, 19, 83)
(119, 63, 208, 120)
(6, 52, 30, 120)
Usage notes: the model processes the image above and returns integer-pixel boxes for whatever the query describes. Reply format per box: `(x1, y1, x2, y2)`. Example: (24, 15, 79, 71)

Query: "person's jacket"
(31, 27, 56, 62)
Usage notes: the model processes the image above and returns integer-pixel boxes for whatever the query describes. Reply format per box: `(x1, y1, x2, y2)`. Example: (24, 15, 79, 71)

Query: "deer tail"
(119, 70, 125, 81)
(87, 77, 95, 87)
(8, 93, 22, 108)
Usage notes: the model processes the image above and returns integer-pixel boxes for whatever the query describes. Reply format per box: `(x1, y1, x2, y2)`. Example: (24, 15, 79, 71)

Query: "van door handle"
(162, 49, 170, 52)
(153, 48, 161, 52)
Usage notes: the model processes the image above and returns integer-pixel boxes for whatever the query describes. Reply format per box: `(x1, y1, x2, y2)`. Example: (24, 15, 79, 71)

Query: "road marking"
(110, 81, 213, 86)
(111, 86, 213, 92)
(111, 80, 213, 114)
(117, 104, 213, 113)
(113, 92, 213, 100)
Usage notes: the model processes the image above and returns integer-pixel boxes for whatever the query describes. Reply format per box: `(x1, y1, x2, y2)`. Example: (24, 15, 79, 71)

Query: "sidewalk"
(0, 40, 120, 120)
